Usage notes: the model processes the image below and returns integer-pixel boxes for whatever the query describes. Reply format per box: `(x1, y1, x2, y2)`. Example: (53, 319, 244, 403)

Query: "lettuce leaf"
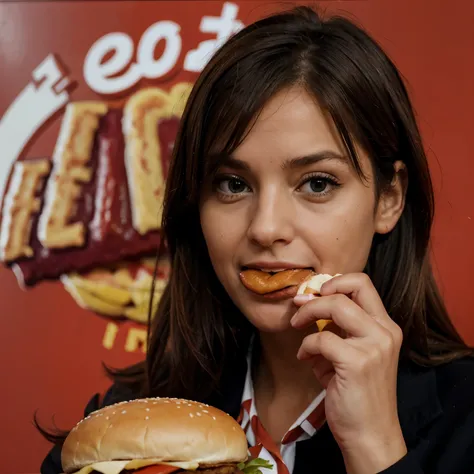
(238, 458, 273, 474)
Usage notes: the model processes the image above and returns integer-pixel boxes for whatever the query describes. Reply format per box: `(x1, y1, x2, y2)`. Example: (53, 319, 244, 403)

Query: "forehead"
(234, 87, 343, 160)
(228, 86, 373, 179)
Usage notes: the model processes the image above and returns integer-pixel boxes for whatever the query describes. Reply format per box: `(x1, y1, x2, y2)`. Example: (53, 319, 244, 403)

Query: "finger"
(292, 295, 345, 334)
(310, 354, 335, 389)
(291, 293, 376, 338)
(320, 273, 394, 330)
(293, 293, 316, 307)
(297, 331, 359, 365)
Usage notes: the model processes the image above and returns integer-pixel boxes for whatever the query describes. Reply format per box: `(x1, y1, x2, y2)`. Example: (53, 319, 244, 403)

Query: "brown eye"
(298, 173, 340, 197)
(308, 178, 328, 193)
(226, 178, 248, 193)
(215, 175, 251, 195)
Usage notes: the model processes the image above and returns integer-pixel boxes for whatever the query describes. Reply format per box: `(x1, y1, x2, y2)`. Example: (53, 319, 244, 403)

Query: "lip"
(242, 262, 313, 272)
(261, 285, 299, 300)
(243, 284, 299, 301)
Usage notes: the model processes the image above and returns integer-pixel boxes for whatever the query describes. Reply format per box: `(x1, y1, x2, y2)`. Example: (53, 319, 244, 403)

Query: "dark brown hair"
(38, 4, 473, 444)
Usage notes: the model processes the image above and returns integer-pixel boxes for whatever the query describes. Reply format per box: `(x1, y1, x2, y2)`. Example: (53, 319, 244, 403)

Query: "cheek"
(305, 190, 377, 272)
(200, 201, 240, 271)
(201, 208, 221, 258)
(335, 217, 375, 271)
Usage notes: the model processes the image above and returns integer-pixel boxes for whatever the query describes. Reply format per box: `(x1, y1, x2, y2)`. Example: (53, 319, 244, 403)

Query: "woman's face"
(200, 86, 404, 333)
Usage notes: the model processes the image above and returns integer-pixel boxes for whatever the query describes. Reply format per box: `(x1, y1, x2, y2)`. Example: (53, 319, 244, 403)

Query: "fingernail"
(293, 294, 315, 305)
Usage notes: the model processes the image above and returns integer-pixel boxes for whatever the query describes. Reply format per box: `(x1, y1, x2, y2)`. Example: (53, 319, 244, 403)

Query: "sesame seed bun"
(61, 398, 248, 473)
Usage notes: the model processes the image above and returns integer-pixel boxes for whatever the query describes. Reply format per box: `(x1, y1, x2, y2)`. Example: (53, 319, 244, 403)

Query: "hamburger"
(62, 398, 271, 474)
(297, 273, 341, 331)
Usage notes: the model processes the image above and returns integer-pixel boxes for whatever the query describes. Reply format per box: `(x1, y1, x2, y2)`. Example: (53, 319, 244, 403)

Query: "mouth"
(260, 285, 302, 300)
(239, 267, 315, 297)
(242, 268, 307, 275)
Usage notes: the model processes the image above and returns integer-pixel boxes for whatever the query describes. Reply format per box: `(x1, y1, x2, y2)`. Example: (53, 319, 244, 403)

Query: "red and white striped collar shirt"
(237, 347, 327, 474)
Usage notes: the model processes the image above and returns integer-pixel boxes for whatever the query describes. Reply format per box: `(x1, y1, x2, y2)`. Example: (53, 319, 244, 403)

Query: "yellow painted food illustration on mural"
(0, 82, 192, 324)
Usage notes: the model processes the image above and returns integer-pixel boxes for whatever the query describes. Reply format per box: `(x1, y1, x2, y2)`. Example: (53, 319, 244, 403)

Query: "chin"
(240, 299, 296, 333)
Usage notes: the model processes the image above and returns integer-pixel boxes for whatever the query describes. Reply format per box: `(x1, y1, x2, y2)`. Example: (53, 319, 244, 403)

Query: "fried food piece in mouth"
(239, 268, 315, 295)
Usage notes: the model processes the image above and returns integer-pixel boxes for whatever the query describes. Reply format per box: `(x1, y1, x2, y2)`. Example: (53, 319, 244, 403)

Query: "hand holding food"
(291, 273, 406, 472)
(296, 273, 342, 331)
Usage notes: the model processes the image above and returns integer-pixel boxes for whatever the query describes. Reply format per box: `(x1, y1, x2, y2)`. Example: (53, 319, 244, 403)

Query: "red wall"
(0, 1, 473, 472)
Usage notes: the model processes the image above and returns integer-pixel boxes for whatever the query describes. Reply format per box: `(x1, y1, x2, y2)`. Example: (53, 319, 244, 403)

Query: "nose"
(246, 187, 295, 248)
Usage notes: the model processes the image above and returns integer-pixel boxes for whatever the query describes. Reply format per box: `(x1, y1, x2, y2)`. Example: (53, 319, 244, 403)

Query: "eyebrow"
(217, 151, 348, 172)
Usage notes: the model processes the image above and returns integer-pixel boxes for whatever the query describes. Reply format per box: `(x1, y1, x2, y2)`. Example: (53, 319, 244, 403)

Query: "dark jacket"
(41, 357, 474, 474)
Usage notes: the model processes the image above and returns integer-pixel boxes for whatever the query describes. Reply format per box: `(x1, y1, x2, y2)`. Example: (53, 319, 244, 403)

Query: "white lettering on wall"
(84, 32, 141, 95)
(84, 21, 182, 94)
(83, 2, 243, 95)
(138, 21, 182, 79)
(0, 55, 71, 200)
(184, 2, 244, 72)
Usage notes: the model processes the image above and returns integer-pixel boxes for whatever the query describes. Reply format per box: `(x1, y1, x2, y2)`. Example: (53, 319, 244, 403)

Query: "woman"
(40, 5, 474, 474)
